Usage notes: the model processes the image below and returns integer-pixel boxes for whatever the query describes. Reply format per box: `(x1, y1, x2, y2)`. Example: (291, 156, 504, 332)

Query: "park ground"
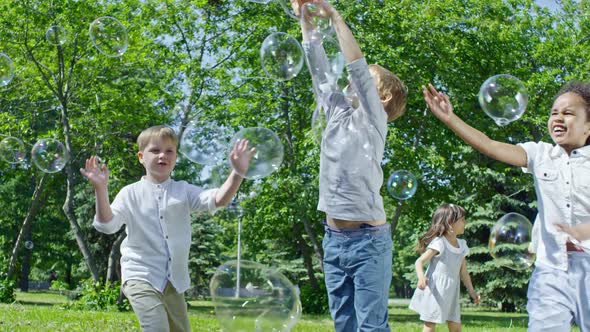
(0, 291, 580, 332)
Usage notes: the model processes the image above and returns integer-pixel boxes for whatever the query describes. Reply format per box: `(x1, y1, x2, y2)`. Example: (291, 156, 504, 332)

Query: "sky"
(535, 0, 560, 11)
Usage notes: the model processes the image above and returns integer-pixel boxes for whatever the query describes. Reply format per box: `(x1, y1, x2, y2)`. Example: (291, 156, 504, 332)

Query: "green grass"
(0, 291, 580, 331)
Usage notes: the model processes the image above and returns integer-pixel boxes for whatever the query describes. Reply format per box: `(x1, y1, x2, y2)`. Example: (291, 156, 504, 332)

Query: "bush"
(60, 279, 130, 312)
(0, 273, 15, 304)
(299, 282, 329, 315)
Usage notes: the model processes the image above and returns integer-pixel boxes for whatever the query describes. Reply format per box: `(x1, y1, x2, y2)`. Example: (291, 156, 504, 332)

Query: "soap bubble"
(0, 136, 26, 164)
(489, 212, 535, 270)
(89, 16, 128, 57)
(210, 260, 301, 332)
(46, 25, 67, 45)
(301, 2, 334, 38)
(478, 74, 528, 126)
(229, 127, 284, 180)
(0, 53, 14, 87)
(386, 170, 418, 200)
(260, 32, 304, 81)
(246, 0, 272, 3)
(31, 138, 69, 173)
(24, 241, 34, 250)
(180, 120, 231, 166)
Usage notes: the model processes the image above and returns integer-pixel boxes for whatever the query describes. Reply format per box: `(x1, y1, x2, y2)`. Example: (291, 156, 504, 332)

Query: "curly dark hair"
(557, 81, 590, 145)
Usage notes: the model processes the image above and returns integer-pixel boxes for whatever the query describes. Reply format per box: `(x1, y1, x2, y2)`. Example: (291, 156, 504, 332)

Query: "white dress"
(409, 236, 469, 323)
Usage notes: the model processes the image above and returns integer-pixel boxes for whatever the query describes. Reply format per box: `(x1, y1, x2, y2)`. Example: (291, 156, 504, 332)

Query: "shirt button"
(167, 273, 170, 277)
(160, 216, 163, 219)
(566, 181, 569, 185)
(165, 235, 169, 239)
(566, 204, 570, 208)
(567, 162, 570, 165)
(169, 257, 172, 261)
(573, 151, 577, 155)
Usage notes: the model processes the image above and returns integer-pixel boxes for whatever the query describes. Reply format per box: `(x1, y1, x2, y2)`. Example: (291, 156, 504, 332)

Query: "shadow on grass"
(14, 301, 57, 307)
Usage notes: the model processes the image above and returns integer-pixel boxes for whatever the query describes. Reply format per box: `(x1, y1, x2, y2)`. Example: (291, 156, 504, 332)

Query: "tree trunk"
(7, 175, 47, 279)
(293, 223, 319, 289)
(301, 217, 323, 270)
(107, 230, 126, 282)
(19, 231, 32, 292)
(390, 201, 404, 238)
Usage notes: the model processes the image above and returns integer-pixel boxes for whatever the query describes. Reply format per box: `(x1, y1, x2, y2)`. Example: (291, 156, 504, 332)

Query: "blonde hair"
(416, 203, 466, 253)
(369, 64, 407, 122)
(136, 125, 178, 151)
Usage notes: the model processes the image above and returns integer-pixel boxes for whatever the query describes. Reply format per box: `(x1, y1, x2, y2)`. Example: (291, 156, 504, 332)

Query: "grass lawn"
(0, 291, 580, 331)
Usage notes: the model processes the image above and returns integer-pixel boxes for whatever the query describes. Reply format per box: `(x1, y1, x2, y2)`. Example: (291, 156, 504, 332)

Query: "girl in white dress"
(409, 203, 481, 332)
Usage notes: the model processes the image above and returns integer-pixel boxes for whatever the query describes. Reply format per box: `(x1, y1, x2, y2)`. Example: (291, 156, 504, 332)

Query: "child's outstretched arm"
(80, 155, 113, 223)
(459, 258, 480, 304)
(556, 223, 590, 242)
(423, 83, 527, 168)
(415, 249, 438, 290)
(314, 0, 362, 64)
(215, 139, 255, 207)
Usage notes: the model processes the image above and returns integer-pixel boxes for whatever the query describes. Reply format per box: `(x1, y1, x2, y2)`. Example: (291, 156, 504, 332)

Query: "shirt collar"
(549, 144, 590, 159)
(141, 176, 172, 189)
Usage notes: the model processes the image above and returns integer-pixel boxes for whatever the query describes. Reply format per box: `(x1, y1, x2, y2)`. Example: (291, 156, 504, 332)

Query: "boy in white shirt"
(80, 125, 253, 332)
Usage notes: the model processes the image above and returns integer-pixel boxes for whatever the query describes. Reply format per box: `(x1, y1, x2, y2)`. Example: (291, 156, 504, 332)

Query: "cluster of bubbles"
(0, 136, 68, 173)
(210, 260, 301, 332)
(179, 123, 284, 181)
(488, 212, 535, 270)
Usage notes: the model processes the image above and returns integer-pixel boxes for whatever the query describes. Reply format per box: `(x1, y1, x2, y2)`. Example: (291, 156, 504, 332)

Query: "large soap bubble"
(478, 74, 528, 126)
(89, 16, 128, 57)
(246, 0, 272, 3)
(31, 138, 69, 173)
(180, 120, 231, 166)
(387, 170, 418, 200)
(210, 260, 301, 332)
(0, 53, 14, 87)
(229, 127, 284, 180)
(46, 25, 67, 45)
(489, 212, 535, 270)
(260, 32, 304, 81)
(0, 136, 26, 164)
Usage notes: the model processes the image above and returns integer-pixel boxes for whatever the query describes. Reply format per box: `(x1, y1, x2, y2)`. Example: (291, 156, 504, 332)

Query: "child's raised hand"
(290, 0, 312, 16)
(423, 83, 454, 123)
(417, 276, 428, 290)
(230, 139, 256, 178)
(80, 156, 109, 189)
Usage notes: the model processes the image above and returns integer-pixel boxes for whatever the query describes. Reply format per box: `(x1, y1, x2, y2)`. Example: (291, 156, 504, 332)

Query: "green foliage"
(0, 274, 16, 304)
(61, 279, 129, 312)
(298, 282, 329, 315)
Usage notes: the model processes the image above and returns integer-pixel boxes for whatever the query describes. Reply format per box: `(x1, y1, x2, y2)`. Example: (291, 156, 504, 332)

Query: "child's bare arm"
(423, 84, 527, 168)
(415, 249, 438, 290)
(315, 1, 362, 64)
(556, 223, 590, 242)
(80, 156, 113, 223)
(460, 258, 480, 304)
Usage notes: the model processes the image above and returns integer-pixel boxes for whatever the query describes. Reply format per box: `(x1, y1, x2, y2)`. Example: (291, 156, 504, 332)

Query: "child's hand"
(423, 83, 454, 123)
(470, 292, 481, 305)
(230, 139, 256, 178)
(80, 156, 109, 189)
(290, 0, 313, 17)
(417, 276, 428, 290)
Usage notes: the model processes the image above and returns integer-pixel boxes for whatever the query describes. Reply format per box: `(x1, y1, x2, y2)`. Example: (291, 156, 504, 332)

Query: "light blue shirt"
(303, 40, 388, 221)
(519, 142, 590, 271)
(93, 177, 218, 292)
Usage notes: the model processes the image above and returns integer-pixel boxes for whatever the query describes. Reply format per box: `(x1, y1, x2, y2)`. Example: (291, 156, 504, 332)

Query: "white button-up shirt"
(519, 142, 590, 271)
(93, 177, 218, 293)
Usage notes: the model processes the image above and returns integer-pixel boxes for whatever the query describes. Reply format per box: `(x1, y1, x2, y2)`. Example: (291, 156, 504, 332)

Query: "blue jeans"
(322, 223, 393, 332)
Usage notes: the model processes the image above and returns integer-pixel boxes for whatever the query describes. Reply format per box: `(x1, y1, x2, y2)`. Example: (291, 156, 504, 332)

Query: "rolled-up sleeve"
(187, 184, 219, 215)
(92, 188, 128, 234)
